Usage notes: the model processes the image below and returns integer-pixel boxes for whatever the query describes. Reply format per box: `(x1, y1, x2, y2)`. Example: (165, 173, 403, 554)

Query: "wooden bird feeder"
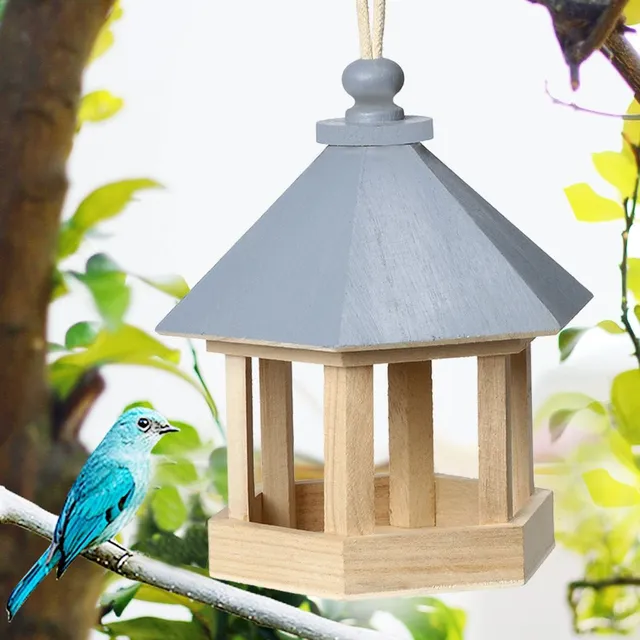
(157, 58, 592, 599)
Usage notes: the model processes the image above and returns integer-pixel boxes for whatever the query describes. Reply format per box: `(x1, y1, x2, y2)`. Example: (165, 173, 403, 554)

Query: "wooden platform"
(208, 473, 554, 599)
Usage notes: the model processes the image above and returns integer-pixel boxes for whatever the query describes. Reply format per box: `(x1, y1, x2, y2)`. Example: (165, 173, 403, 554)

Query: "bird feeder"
(157, 57, 592, 599)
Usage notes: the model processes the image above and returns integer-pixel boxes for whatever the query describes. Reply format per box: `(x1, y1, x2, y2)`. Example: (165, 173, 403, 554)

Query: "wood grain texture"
(388, 361, 435, 527)
(159, 143, 592, 350)
(258, 359, 296, 527)
(294, 473, 478, 532)
(324, 365, 375, 535)
(206, 338, 529, 366)
(478, 355, 513, 524)
(225, 356, 256, 522)
(208, 488, 553, 598)
(509, 345, 535, 514)
(208, 518, 345, 597)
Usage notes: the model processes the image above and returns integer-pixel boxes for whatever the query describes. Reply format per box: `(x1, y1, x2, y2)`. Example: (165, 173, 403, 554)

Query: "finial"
(343, 58, 405, 124)
(316, 58, 433, 147)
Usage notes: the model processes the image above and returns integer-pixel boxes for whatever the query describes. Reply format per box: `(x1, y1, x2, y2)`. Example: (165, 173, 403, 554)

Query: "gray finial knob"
(343, 58, 405, 124)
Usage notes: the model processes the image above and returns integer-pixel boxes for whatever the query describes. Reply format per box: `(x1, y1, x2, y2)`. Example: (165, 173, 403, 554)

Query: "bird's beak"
(159, 423, 180, 434)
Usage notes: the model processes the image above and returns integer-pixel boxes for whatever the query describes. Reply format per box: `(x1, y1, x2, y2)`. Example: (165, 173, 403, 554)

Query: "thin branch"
(545, 81, 640, 117)
(620, 177, 640, 367)
(570, 576, 640, 591)
(0, 487, 389, 640)
(188, 340, 225, 444)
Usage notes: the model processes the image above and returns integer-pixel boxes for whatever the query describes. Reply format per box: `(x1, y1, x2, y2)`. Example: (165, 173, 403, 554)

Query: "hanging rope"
(356, 0, 386, 59)
(372, 0, 386, 59)
(357, 0, 372, 59)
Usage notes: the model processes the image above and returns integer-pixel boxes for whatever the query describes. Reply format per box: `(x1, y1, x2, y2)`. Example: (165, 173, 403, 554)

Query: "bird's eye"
(137, 417, 150, 430)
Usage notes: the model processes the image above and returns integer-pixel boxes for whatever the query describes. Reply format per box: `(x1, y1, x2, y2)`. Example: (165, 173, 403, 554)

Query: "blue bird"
(6, 407, 179, 621)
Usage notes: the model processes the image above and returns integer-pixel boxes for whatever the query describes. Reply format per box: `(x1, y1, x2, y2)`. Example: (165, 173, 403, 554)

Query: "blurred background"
(44, 0, 640, 638)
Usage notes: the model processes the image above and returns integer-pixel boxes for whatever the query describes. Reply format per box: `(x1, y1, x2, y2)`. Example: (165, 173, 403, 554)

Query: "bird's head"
(115, 407, 179, 449)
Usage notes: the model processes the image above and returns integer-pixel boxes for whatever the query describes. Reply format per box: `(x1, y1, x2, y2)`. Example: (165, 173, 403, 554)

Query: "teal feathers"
(7, 408, 178, 621)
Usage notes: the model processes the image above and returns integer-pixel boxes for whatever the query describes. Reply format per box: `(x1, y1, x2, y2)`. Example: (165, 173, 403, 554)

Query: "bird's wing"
(53, 462, 137, 577)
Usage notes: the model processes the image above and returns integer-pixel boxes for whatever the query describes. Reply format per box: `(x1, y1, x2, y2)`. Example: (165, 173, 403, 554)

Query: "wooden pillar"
(259, 359, 296, 528)
(478, 355, 513, 524)
(324, 365, 374, 536)
(509, 345, 534, 514)
(388, 361, 435, 528)
(225, 355, 256, 522)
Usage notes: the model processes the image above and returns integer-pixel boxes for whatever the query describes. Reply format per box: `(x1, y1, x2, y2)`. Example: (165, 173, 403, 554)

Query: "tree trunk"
(0, 1, 115, 638)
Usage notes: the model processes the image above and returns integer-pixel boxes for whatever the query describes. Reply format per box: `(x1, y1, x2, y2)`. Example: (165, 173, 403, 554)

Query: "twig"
(545, 81, 640, 118)
(621, 174, 640, 368)
(0, 487, 388, 640)
(188, 340, 225, 444)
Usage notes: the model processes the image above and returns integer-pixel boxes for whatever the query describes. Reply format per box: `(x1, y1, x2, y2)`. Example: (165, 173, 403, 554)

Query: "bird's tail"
(7, 545, 61, 621)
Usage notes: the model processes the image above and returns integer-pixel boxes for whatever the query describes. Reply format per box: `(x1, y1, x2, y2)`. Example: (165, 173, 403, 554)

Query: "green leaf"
(48, 324, 180, 397)
(102, 617, 208, 640)
(51, 269, 69, 301)
(58, 179, 162, 259)
(209, 447, 228, 503)
(635, 305, 640, 324)
(72, 255, 130, 330)
(597, 320, 626, 334)
(558, 327, 589, 361)
(152, 420, 202, 455)
(592, 151, 638, 199)
(154, 458, 199, 485)
(99, 583, 140, 619)
(629, 258, 640, 300)
(549, 409, 576, 442)
(78, 90, 123, 125)
(65, 321, 100, 350)
(583, 469, 640, 507)
(150, 486, 187, 532)
(612, 369, 640, 444)
(137, 274, 190, 299)
(124, 400, 155, 412)
(47, 342, 67, 353)
(565, 183, 625, 222)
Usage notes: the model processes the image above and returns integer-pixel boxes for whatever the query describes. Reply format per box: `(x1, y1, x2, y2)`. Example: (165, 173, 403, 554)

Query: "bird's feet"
(108, 540, 133, 571)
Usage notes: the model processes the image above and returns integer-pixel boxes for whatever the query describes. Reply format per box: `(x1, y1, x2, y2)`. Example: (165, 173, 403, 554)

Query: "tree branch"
(0, 487, 390, 640)
(602, 31, 640, 99)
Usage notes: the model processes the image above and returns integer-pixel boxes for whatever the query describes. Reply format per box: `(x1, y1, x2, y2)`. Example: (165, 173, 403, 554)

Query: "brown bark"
(0, 1, 115, 638)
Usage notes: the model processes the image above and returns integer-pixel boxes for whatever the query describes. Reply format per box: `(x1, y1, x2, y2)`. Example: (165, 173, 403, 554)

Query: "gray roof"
(156, 59, 592, 351)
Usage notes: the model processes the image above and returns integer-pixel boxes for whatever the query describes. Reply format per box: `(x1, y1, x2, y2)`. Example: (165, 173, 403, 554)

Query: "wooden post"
(478, 355, 513, 524)
(324, 365, 374, 536)
(509, 345, 534, 514)
(388, 361, 435, 528)
(225, 355, 256, 522)
(259, 359, 296, 528)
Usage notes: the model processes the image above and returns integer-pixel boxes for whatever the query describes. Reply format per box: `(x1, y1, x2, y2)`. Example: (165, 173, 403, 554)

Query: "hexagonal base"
(208, 474, 554, 599)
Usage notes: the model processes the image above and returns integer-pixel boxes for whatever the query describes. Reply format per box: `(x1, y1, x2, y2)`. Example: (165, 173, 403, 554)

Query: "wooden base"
(208, 473, 554, 599)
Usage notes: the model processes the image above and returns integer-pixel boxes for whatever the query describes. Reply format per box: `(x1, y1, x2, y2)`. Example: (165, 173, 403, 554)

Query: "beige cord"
(372, 0, 386, 59)
(357, 0, 373, 59)
(356, 0, 385, 59)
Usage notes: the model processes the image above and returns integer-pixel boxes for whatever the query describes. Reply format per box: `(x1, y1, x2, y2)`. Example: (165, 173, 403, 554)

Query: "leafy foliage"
(540, 96, 640, 633)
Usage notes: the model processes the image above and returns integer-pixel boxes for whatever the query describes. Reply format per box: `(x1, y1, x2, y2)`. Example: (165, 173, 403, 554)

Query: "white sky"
(49, 1, 640, 638)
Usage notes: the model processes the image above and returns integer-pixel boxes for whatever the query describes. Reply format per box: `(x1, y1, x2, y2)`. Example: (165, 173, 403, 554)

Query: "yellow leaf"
(583, 469, 640, 507)
(565, 183, 624, 222)
(629, 257, 640, 300)
(597, 320, 626, 334)
(625, 0, 640, 25)
(592, 151, 637, 198)
(624, 99, 640, 148)
(78, 90, 124, 125)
